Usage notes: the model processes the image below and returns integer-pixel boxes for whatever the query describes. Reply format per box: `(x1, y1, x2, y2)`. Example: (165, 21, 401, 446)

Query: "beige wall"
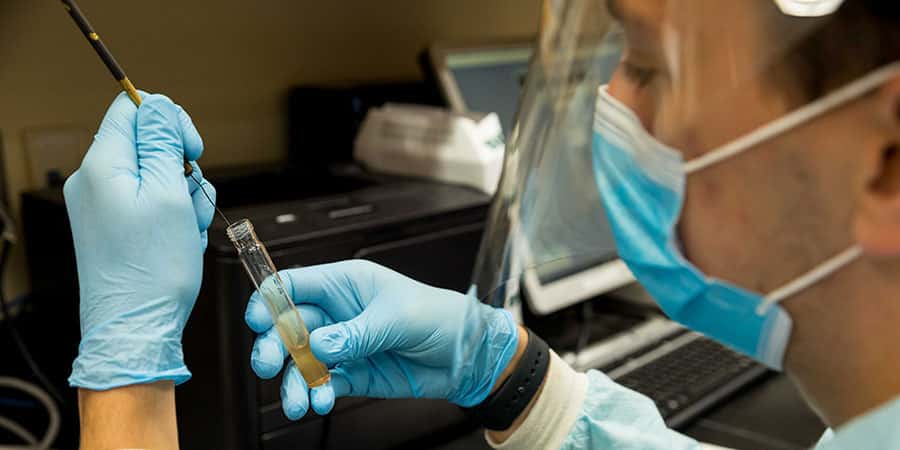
(0, 0, 540, 298)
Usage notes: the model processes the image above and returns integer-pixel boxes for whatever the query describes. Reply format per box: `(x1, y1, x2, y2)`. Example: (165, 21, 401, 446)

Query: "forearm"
(486, 326, 539, 442)
(78, 382, 179, 450)
(485, 348, 587, 449)
(486, 372, 546, 443)
(486, 361, 701, 450)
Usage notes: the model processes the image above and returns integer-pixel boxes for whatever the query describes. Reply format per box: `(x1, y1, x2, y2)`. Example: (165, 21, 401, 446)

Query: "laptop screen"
(444, 47, 533, 135)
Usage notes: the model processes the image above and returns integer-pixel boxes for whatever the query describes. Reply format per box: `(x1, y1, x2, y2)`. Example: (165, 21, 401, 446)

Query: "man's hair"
(778, 0, 900, 102)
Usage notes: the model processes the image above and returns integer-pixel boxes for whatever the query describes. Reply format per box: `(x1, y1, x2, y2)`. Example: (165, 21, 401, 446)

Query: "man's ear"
(855, 76, 900, 257)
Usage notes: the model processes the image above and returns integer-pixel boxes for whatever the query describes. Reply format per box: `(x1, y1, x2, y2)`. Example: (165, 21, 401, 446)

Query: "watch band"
(467, 328, 551, 431)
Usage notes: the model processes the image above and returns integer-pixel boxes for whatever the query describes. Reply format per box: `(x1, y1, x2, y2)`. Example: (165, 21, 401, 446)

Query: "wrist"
(70, 333, 190, 390)
(486, 372, 546, 441)
(453, 304, 522, 407)
(485, 352, 587, 448)
(78, 382, 179, 449)
(467, 328, 551, 431)
(491, 326, 529, 395)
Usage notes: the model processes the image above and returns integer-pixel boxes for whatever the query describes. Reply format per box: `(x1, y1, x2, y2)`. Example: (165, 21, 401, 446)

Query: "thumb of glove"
(309, 309, 395, 365)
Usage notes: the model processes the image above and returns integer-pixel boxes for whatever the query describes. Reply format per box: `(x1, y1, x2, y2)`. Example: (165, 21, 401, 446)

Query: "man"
(66, 0, 898, 448)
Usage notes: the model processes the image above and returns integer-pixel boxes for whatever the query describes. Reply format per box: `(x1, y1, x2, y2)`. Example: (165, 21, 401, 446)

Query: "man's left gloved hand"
(65, 91, 216, 390)
(245, 260, 520, 420)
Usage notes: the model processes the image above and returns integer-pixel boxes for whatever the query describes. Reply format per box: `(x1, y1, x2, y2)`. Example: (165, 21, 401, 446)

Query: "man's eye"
(622, 61, 658, 88)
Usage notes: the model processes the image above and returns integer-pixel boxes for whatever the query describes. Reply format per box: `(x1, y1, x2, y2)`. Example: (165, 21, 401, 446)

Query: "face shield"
(470, 0, 891, 322)
(470, 0, 624, 314)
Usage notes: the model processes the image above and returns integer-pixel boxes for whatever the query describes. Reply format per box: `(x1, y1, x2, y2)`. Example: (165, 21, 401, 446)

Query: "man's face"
(605, 0, 885, 299)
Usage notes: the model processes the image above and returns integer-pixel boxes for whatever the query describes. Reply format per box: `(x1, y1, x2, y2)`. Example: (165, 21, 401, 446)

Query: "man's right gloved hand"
(244, 260, 520, 420)
(65, 92, 215, 390)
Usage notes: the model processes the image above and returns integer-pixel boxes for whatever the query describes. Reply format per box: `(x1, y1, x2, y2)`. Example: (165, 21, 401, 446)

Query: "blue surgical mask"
(591, 63, 900, 369)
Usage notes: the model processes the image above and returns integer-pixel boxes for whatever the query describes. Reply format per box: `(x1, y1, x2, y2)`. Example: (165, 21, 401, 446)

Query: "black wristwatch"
(466, 328, 551, 430)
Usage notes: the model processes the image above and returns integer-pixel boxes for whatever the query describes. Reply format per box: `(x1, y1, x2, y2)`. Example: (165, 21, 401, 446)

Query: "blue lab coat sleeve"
(559, 371, 701, 450)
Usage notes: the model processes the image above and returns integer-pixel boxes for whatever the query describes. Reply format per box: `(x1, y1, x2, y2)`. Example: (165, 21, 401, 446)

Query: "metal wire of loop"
(190, 173, 231, 226)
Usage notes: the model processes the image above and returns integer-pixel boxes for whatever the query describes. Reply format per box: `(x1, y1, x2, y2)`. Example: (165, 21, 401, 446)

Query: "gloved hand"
(245, 260, 520, 420)
(65, 91, 217, 390)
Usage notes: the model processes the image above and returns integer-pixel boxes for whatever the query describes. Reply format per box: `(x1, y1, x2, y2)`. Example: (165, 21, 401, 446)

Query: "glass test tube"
(227, 219, 331, 388)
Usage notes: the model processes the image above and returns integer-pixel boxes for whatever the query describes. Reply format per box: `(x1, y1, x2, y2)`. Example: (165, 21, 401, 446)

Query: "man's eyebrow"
(608, 0, 624, 21)
(606, 0, 658, 37)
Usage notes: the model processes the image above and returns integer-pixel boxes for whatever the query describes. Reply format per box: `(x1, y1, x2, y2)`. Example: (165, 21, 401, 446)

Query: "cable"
(0, 203, 61, 450)
(0, 416, 37, 445)
(0, 240, 65, 406)
(0, 377, 60, 449)
(5, 329, 64, 407)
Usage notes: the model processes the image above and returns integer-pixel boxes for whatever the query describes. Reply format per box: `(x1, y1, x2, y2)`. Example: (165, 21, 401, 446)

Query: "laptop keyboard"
(605, 332, 768, 427)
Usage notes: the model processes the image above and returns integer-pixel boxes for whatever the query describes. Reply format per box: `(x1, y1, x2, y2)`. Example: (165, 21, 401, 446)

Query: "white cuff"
(485, 351, 588, 450)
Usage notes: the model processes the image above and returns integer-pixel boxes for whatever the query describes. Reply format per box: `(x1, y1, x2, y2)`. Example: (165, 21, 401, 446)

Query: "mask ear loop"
(677, 63, 900, 313)
(757, 245, 863, 315)
(685, 62, 900, 175)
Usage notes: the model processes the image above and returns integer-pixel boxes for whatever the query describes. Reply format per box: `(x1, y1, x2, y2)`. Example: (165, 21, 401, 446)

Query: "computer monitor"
(522, 250, 636, 316)
(429, 39, 638, 315)
(428, 41, 533, 135)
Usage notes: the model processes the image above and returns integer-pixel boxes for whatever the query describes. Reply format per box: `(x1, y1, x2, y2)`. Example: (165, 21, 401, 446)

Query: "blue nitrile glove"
(245, 260, 520, 420)
(65, 91, 217, 390)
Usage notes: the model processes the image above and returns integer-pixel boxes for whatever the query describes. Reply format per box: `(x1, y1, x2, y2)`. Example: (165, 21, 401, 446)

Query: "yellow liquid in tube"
(272, 304, 331, 388)
(286, 341, 331, 388)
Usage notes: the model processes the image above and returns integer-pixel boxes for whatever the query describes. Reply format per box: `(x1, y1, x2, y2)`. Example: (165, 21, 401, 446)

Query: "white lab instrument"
(354, 104, 505, 195)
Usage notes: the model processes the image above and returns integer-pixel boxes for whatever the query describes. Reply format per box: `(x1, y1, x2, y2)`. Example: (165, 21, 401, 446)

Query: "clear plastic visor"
(469, 0, 856, 312)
